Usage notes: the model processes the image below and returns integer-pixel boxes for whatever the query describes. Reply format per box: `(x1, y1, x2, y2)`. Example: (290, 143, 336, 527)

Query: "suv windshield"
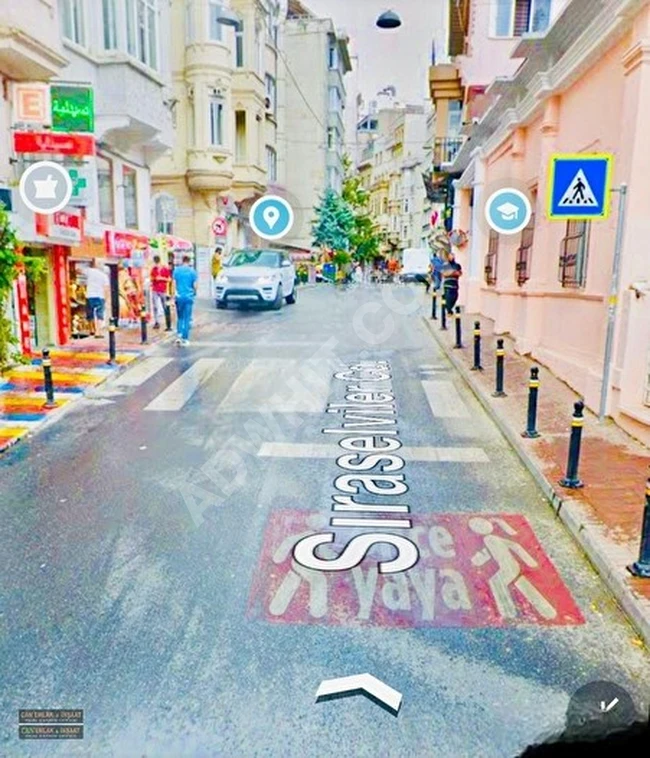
(228, 251, 281, 268)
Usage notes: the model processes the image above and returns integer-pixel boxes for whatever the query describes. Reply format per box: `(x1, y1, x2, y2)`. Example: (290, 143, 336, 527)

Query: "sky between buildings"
(304, 0, 446, 109)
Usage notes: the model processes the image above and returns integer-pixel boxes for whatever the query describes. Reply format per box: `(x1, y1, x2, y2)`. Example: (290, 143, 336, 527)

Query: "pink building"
(447, 0, 650, 445)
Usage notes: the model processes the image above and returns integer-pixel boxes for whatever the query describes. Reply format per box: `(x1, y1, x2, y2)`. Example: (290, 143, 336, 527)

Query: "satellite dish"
(376, 10, 402, 29)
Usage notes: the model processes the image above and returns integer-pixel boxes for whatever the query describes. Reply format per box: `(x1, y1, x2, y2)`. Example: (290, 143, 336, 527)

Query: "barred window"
(485, 229, 499, 286)
(559, 220, 590, 287)
(516, 204, 535, 285)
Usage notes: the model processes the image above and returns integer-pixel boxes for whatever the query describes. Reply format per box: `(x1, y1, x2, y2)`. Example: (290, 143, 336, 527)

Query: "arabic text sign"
(13, 132, 95, 157)
(248, 511, 585, 628)
(50, 85, 94, 133)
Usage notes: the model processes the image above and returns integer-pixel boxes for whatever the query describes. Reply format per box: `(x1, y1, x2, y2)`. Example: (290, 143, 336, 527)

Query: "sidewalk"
(424, 309, 650, 645)
(0, 323, 169, 455)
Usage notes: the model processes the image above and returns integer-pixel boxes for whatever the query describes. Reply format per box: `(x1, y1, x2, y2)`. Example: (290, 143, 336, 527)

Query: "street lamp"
(217, 7, 243, 27)
(376, 10, 402, 29)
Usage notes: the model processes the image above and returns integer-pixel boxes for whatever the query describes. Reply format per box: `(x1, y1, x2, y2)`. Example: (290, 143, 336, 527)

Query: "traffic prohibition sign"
(212, 216, 228, 236)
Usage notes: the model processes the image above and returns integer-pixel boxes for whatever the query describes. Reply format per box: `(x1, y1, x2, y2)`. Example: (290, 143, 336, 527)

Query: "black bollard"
(41, 348, 56, 409)
(522, 367, 541, 438)
(453, 307, 463, 349)
(559, 401, 585, 489)
(440, 292, 447, 330)
(164, 297, 172, 331)
(431, 290, 438, 320)
(471, 321, 483, 371)
(627, 473, 650, 578)
(107, 317, 117, 366)
(140, 306, 148, 345)
(493, 338, 507, 397)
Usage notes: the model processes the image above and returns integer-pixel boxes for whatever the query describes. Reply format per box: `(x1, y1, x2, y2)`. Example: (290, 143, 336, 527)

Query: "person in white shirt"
(85, 259, 110, 338)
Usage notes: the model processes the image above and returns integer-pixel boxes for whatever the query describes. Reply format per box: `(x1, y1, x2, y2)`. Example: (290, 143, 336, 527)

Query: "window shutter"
(514, 0, 532, 35)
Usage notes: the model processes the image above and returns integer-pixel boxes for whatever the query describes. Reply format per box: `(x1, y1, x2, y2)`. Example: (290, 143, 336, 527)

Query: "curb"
(422, 315, 650, 646)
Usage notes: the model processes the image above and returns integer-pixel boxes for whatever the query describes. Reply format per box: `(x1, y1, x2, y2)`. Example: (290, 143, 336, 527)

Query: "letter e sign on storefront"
(13, 83, 51, 125)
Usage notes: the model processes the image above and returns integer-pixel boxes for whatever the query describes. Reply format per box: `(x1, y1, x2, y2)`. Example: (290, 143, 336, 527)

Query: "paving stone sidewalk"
(424, 309, 650, 646)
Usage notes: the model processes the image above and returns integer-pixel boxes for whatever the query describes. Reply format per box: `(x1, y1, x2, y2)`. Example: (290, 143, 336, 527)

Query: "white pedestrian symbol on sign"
(558, 169, 598, 207)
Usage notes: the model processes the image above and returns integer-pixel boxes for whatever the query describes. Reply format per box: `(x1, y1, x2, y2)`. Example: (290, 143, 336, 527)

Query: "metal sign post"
(599, 183, 628, 422)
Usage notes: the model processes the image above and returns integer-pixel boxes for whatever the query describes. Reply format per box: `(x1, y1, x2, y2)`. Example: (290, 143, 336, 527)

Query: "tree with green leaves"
(312, 187, 355, 253)
(341, 156, 381, 263)
(0, 204, 20, 367)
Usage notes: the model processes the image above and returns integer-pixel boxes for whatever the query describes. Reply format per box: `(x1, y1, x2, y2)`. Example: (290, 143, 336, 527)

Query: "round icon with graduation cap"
(249, 195, 294, 241)
(484, 188, 532, 236)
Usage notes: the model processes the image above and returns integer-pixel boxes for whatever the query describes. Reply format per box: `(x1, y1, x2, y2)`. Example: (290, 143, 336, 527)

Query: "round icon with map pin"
(249, 195, 294, 241)
(564, 680, 642, 740)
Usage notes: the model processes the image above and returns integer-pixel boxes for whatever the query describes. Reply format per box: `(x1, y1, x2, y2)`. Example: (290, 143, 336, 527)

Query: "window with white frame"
(266, 146, 277, 182)
(126, 0, 159, 69)
(448, 100, 463, 136)
(60, 0, 86, 46)
(328, 39, 339, 70)
(122, 164, 138, 230)
(256, 24, 264, 75)
(328, 166, 341, 193)
(329, 86, 342, 113)
(492, 0, 552, 38)
(327, 127, 339, 151)
(265, 75, 277, 116)
(403, 198, 410, 213)
(185, 0, 195, 43)
(102, 0, 118, 49)
(208, 0, 223, 42)
(97, 154, 114, 225)
(209, 95, 225, 146)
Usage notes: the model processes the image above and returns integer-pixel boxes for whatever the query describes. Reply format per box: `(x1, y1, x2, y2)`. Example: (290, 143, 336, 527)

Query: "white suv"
(215, 249, 297, 310)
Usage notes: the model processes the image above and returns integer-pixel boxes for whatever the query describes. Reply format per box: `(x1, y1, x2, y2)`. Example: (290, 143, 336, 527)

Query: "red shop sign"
(13, 131, 96, 157)
(104, 230, 149, 259)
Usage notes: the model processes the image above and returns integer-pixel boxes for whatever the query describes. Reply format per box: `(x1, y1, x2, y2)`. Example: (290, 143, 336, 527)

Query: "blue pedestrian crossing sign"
(547, 153, 613, 220)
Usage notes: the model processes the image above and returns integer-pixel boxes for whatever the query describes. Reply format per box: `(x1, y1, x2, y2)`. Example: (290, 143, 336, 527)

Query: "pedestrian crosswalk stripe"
(422, 380, 471, 418)
(218, 359, 332, 413)
(257, 442, 488, 462)
(114, 357, 173, 387)
(144, 358, 223, 412)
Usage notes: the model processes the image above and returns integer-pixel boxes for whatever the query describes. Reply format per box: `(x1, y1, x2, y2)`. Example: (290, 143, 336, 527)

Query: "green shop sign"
(50, 86, 94, 133)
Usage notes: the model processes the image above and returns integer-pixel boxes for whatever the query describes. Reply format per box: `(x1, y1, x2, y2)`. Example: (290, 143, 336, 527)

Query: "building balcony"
(0, 0, 67, 80)
(95, 59, 173, 157)
(428, 64, 463, 102)
(187, 148, 234, 192)
(232, 163, 267, 200)
(433, 137, 465, 170)
(232, 69, 265, 102)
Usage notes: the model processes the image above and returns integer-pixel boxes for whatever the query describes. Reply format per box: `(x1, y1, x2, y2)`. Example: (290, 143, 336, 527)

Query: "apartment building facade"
(357, 104, 428, 258)
(1, 0, 175, 352)
(446, 0, 650, 444)
(280, 0, 351, 252)
(152, 0, 286, 258)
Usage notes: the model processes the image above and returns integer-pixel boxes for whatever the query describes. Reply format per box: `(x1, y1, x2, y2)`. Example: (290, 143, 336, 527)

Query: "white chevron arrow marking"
(315, 674, 403, 716)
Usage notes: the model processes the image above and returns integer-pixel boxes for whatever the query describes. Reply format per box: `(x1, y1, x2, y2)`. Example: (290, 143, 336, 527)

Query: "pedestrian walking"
(441, 250, 463, 314)
(173, 255, 198, 346)
(212, 246, 224, 300)
(85, 259, 110, 338)
(150, 255, 172, 330)
(430, 250, 444, 293)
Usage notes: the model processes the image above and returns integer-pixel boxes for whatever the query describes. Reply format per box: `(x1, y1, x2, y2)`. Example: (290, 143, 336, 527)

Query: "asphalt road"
(1, 284, 648, 758)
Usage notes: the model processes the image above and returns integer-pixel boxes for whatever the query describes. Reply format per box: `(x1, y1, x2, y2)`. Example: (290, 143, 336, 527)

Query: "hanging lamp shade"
(217, 7, 242, 27)
(376, 10, 402, 29)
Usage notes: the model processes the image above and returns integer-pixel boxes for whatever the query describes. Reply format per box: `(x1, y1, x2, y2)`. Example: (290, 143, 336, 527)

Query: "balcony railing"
(433, 137, 465, 169)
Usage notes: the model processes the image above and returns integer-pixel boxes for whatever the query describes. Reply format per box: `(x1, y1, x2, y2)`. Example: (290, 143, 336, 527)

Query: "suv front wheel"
(286, 286, 297, 305)
(271, 285, 283, 310)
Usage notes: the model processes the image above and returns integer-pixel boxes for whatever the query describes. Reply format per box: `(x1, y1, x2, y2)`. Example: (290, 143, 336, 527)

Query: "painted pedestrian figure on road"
(269, 514, 333, 619)
(469, 517, 557, 621)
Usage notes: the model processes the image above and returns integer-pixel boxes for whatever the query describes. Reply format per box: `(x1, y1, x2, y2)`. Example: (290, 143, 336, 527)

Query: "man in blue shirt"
(172, 255, 198, 345)
(430, 251, 444, 292)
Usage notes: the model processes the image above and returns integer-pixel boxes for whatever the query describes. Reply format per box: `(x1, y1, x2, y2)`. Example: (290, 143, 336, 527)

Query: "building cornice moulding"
(622, 38, 650, 75)
(479, 0, 641, 160)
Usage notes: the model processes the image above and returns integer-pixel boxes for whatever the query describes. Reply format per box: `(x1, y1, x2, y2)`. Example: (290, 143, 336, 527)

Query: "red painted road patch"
(248, 511, 585, 628)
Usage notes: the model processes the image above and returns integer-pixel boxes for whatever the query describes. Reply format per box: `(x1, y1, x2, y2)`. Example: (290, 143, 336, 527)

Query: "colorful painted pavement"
(0, 347, 140, 454)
